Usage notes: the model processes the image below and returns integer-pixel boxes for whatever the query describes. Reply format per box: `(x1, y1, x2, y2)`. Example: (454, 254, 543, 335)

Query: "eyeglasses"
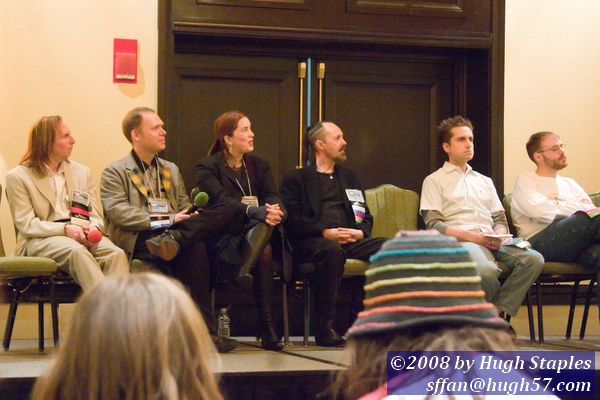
(537, 144, 566, 153)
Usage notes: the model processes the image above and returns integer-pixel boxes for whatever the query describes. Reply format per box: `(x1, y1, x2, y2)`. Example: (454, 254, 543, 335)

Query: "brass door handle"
(317, 62, 325, 122)
(297, 61, 307, 168)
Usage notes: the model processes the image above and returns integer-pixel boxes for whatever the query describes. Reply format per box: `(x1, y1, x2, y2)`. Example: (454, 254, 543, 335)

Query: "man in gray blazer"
(6, 116, 129, 291)
(101, 107, 236, 352)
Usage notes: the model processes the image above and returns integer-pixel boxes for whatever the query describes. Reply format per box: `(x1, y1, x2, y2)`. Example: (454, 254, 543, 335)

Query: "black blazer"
(195, 153, 284, 225)
(279, 164, 373, 241)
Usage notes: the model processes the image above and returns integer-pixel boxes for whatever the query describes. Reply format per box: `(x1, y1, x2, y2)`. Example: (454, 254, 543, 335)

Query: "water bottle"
(217, 307, 231, 338)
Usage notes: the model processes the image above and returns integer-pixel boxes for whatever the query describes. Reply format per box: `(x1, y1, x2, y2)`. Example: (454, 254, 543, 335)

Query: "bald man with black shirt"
(280, 121, 385, 347)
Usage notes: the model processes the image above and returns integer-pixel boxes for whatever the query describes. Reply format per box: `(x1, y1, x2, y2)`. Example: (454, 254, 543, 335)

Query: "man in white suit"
(5, 116, 129, 291)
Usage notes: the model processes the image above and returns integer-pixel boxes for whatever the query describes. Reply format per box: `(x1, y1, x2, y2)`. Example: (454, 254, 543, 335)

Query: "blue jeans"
(462, 242, 544, 316)
(529, 212, 600, 315)
(530, 212, 600, 267)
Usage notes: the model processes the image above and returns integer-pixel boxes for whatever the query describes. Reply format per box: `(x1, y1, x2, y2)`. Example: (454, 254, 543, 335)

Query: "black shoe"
(211, 335, 238, 353)
(260, 324, 284, 351)
(315, 328, 346, 347)
(499, 312, 516, 338)
(146, 231, 180, 261)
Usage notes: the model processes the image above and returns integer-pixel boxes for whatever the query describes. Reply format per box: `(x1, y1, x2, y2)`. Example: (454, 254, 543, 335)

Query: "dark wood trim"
(490, 0, 505, 194)
(172, 21, 493, 49)
(195, 0, 309, 10)
(158, 0, 172, 130)
(347, 0, 466, 18)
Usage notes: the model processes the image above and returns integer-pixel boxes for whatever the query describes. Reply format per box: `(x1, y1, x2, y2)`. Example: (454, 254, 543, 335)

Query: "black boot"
(236, 223, 273, 290)
(315, 319, 346, 347)
(254, 255, 283, 351)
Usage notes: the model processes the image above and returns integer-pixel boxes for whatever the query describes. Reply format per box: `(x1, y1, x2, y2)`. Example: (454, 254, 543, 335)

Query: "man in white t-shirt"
(511, 131, 600, 289)
(420, 116, 544, 321)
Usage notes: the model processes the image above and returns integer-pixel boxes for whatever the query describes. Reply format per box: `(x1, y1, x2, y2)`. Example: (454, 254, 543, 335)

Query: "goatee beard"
(334, 154, 347, 163)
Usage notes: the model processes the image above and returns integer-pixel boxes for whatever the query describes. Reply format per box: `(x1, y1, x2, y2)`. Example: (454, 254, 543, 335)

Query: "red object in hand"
(87, 230, 103, 243)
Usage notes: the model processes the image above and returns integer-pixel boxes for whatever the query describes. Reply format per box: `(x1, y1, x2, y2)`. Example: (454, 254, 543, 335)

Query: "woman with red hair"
(196, 111, 284, 350)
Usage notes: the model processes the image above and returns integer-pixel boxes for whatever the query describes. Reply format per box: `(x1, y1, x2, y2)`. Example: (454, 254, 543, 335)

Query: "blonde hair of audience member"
(329, 325, 514, 400)
(20, 115, 63, 177)
(31, 273, 223, 400)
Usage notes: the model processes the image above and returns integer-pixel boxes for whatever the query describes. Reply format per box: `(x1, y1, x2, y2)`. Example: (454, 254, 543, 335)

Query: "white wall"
(0, 0, 158, 255)
(504, 0, 600, 192)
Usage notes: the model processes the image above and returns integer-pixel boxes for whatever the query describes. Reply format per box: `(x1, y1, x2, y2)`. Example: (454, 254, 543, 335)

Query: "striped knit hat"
(346, 230, 508, 338)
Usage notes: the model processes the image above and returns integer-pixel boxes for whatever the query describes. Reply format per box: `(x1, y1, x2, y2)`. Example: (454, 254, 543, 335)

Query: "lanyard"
(141, 157, 162, 199)
(233, 158, 253, 197)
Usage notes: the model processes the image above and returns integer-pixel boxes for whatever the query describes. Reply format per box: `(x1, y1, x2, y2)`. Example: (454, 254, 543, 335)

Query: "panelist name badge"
(70, 190, 91, 226)
(241, 195, 259, 207)
(149, 198, 170, 230)
(345, 189, 364, 203)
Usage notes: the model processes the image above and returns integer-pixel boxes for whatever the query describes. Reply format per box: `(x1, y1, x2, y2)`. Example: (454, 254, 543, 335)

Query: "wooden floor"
(1, 336, 600, 399)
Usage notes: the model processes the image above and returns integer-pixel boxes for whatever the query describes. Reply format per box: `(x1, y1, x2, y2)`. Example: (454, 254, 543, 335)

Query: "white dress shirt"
(420, 162, 504, 233)
(46, 162, 70, 221)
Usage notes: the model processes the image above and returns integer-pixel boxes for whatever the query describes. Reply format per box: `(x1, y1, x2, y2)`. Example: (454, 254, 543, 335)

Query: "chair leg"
(526, 289, 535, 343)
(580, 279, 596, 340)
(303, 276, 310, 347)
(49, 277, 59, 347)
(3, 288, 20, 351)
(536, 281, 544, 344)
(565, 280, 581, 340)
(38, 301, 46, 353)
(282, 281, 290, 345)
(210, 288, 216, 314)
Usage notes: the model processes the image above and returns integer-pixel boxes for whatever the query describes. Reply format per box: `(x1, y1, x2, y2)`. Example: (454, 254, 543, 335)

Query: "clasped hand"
(264, 203, 283, 226)
(323, 227, 364, 244)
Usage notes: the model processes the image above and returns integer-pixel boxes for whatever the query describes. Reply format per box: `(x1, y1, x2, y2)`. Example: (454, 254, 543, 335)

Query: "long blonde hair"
(20, 115, 62, 177)
(31, 273, 223, 400)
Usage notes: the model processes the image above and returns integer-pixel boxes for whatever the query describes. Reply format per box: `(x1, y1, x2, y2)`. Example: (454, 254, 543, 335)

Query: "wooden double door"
(163, 47, 459, 194)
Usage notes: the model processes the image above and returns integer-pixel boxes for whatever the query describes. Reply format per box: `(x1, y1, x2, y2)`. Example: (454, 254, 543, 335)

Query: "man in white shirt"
(420, 116, 544, 321)
(511, 131, 600, 285)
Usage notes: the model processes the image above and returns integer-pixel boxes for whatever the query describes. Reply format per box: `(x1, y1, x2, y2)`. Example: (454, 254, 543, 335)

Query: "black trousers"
(133, 204, 234, 334)
(292, 236, 386, 325)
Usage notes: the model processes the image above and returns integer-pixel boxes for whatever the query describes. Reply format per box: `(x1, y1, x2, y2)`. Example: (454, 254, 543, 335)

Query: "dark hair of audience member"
(31, 273, 223, 400)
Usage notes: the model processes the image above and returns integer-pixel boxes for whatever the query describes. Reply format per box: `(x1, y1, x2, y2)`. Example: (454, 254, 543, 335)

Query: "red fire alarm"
(113, 38, 137, 83)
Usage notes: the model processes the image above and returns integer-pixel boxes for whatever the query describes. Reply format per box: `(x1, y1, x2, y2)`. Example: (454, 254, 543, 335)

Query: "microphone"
(186, 191, 209, 214)
(189, 187, 201, 203)
(86, 229, 103, 243)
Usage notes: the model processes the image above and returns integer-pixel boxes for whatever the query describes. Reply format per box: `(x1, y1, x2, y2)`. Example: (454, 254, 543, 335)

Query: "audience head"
(208, 110, 251, 157)
(331, 231, 512, 399)
(526, 131, 567, 171)
(31, 273, 223, 400)
(307, 121, 347, 163)
(20, 115, 75, 176)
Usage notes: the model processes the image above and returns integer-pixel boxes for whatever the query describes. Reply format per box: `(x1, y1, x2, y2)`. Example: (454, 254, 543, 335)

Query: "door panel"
(165, 55, 299, 189)
(321, 57, 455, 192)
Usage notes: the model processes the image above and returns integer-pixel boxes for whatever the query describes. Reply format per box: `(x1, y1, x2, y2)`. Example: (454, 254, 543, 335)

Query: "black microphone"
(186, 191, 209, 214)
